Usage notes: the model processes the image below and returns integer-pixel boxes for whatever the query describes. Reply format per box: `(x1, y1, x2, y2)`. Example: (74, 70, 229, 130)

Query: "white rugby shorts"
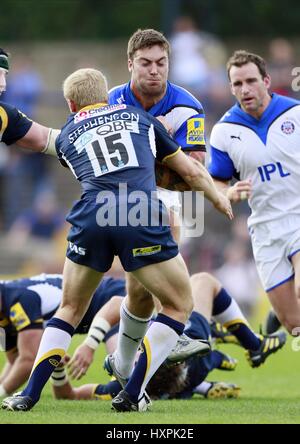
(250, 216, 300, 291)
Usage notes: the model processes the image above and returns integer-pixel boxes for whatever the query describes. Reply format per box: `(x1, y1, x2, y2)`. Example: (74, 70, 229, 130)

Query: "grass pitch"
(1, 333, 300, 424)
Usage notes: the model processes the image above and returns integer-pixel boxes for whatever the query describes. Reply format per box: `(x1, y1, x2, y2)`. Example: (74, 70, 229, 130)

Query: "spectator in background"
(268, 38, 296, 98)
(169, 16, 210, 98)
(2, 56, 43, 117)
(6, 189, 65, 249)
(1, 56, 52, 227)
(169, 16, 231, 127)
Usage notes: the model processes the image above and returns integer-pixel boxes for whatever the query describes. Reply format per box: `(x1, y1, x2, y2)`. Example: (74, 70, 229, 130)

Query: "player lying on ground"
(69, 271, 286, 383)
(0, 273, 208, 397)
(57, 272, 285, 402)
(52, 311, 240, 402)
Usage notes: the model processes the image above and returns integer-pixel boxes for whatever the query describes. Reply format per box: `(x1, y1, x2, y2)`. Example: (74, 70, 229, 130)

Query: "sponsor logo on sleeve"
(187, 118, 205, 145)
(9, 303, 31, 331)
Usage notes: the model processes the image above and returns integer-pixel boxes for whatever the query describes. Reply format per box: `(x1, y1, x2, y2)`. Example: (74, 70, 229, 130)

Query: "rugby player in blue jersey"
(2, 68, 232, 412)
(0, 274, 126, 397)
(106, 31, 286, 391)
(209, 50, 300, 336)
(0, 48, 59, 157)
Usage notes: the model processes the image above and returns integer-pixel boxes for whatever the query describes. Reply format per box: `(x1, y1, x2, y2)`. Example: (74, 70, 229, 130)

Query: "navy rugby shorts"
(66, 195, 178, 272)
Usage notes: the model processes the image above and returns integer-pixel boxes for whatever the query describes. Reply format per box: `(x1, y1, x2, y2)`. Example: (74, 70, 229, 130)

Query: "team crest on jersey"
(187, 118, 205, 145)
(281, 120, 295, 135)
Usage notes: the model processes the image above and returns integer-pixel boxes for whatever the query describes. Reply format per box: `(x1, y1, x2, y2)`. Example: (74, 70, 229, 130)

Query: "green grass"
(1, 335, 300, 424)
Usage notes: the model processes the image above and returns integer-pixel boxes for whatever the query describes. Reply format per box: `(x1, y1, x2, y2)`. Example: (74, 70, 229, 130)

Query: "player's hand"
(60, 354, 71, 366)
(226, 180, 252, 203)
(67, 344, 95, 380)
(156, 115, 173, 135)
(213, 192, 234, 220)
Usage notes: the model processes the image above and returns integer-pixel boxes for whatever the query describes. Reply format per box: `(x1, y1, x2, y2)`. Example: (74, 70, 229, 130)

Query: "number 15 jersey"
(55, 102, 180, 195)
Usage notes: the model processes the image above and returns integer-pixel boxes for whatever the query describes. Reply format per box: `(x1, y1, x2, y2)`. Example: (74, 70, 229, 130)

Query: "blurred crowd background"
(1, 0, 299, 319)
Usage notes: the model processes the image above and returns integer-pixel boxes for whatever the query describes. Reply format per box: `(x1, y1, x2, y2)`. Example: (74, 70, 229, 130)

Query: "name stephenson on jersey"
(208, 93, 300, 227)
(55, 103, 180, 194)
(109, 81, 206, 151)
(0, 101, 32, 144)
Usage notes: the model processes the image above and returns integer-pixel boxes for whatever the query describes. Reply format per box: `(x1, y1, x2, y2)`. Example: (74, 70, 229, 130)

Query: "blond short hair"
(63, 68, 108, 110)
(127, 28, 170, 60)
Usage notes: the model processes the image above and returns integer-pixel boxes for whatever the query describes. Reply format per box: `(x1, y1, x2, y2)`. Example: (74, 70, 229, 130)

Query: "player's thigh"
(131, 254, 193, 316)
(62, 257, 104, 310)
(291, 251, 300, 296)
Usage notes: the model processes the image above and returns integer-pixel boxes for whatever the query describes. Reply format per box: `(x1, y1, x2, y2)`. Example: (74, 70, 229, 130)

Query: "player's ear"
(128, 58, 133, 72)
(229, 82, 236, 97)
(67, 99, 77, 113)
(264, 74, 271, 90)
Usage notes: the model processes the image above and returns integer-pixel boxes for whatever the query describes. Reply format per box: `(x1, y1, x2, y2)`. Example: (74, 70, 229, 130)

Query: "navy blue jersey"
(0, 274, 63, 351)
(0, 101, 32, 145)
(56, 103, 180, 195)
(109, 81, 206, 151)
(0, 274, 126, 350)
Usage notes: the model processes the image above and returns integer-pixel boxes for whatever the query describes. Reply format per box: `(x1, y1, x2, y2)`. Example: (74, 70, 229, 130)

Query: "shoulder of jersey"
(217, 94, 300, 125)
(275, 93, 300, 107)
(168, 82, 203, 110)
(0, 100, 13, 111)
(108, 83, 127, 102)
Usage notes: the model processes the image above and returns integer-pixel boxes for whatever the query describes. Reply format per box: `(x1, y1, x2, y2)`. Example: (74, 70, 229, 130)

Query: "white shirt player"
(209, 93, 300, 229)
(209, 93, 300, 291)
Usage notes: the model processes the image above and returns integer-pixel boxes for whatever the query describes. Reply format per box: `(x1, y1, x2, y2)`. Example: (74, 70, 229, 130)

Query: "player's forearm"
(189, 150, 206, 165)
(213, 179, 231, 197)
(182, 164, 220, 206)
(16, 123, 59, 156)
(52, 380, 76, 400)
(52, 382, 95, 400)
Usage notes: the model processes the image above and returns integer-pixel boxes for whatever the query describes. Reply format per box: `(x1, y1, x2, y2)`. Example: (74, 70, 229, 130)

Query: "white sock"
(137, 322, 179, 399)
(114, 299, 151, 378)
(29, 326, 72, 377)
(213, 299, 248, 328)
(193, 381, 212, 396)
